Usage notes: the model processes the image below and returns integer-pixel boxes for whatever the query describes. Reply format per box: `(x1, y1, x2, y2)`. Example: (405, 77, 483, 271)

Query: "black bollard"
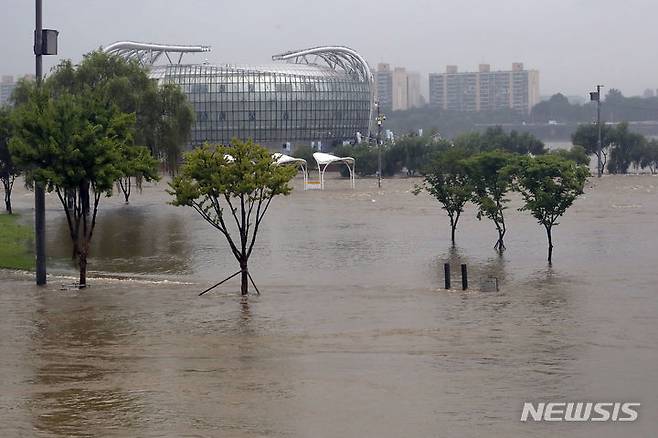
(461, 264, 468, 290)
(444, 263, 451, 289)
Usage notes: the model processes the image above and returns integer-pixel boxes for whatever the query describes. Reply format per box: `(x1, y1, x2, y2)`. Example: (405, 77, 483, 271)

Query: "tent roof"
(313, 152, 355, 166)
(273, 153, 307, 166)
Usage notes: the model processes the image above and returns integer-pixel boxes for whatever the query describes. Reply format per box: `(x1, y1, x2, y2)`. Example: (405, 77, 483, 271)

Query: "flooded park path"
(1, 175, 657, 437)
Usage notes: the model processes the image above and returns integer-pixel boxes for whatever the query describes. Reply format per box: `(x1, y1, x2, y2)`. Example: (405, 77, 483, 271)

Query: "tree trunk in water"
(495, 227, 506, 253)
(546, 226, 553, 264)
(78, 250, 87, 288)
(119, 177, 131, 204)
(240, 260, 249, 295)
(451, 223, 456, 245)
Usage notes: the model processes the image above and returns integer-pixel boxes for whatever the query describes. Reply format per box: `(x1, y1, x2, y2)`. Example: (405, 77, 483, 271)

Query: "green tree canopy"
(513, 155, 590, 262)
(464, 150, 516, 252)
(608, 122, 646, 174)
(168, 139, 297, 295)
(414, 147, 473, 244)
(454, 126, 547, 155)
(9, 82, 131, 286)
(571, 123, 615, 174)
(0, 107, 19, 214)
(550, 145, 591, 166)
(47, 51, 193, 176)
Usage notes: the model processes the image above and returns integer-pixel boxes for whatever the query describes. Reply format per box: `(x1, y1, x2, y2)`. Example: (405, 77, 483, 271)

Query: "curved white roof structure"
(274, 153, 309, 188)
(273, 153, 306, 166)
(103, 41, 211, 65)
(103, 41, 373, 147)
(312, 152, 355, 190)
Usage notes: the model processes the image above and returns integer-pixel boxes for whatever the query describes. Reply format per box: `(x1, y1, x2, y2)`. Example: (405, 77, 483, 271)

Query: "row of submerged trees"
(414, 149, 590, 263)
(293, 127, 591, 263)
(0, 51, 194, 286)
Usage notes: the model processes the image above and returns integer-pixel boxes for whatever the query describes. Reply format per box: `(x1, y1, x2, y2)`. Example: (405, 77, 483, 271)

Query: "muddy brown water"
(1, 176, 657, 437)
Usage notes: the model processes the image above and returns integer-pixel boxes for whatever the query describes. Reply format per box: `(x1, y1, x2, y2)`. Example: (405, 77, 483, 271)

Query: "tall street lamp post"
(375, 101, 386, 188)
(590, 84, 604, 178)
(34, 0, 58, 285)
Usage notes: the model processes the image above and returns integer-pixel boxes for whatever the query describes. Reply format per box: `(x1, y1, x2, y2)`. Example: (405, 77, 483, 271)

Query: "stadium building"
(104, 42, 374, 150)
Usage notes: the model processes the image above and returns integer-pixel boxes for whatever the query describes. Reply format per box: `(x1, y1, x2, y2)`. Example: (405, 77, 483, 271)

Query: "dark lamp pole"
(375, 101, 386, 189)
(34, 0, 58, 285)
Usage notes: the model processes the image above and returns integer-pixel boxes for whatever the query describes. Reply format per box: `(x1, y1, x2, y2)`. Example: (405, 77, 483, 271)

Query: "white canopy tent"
(312, 152, 355, 190)
(273, 153, 309, 188)
(216, 152, 309, 188)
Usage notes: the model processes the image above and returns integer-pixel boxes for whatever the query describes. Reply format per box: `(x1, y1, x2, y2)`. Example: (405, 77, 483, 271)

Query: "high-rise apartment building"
(0, 75, 15, 106)
(406, 72, 423, 109)
(0, 74, 35, 106)
(392, 67, 408, 111)
(376, 63, 424, 112)
(376, 63, 393, 112)
(429, 63, 539, 113)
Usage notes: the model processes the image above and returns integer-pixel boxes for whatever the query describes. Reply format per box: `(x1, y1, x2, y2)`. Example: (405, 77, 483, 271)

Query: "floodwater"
(1, 175, 657, 437)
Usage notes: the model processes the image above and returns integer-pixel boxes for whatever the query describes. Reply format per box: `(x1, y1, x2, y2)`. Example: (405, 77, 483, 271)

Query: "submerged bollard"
(444, 263, 451, 289)
(461, 264, 468, 290)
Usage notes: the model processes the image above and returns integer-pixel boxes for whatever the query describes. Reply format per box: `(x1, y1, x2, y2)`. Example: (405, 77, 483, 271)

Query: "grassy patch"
(0, 213, 34, 271)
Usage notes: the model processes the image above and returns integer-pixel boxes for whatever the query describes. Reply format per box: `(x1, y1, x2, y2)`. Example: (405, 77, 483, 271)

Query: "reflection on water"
(46, 202, 192, 277)
(1, 176, 657, 437)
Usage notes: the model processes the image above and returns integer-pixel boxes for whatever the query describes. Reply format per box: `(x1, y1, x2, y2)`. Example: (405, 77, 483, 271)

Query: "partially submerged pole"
(444, 263, 451, 289)
(461, 264, 468, 290)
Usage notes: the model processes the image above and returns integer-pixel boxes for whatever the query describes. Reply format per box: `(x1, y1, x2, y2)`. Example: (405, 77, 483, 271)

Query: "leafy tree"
(168, 140, 297, 295)
(571, 123, 615, 174)
(334, 142, 379, 177)
(47, 52, 160, 202)
(640, 140, 658, 174)
(0, 108, 19, 214)
(48, 51, 193, 177)
(513, 155, 590, 263)
(608, 122, 646, 174)
(9, 85, 130, 287)
(464, 150, 516, 252)
(414, 147, 473, 244)
(550, 145, 591, 166)
(454, 126, 547, 155)
(293, 144, 317, 169)
(152, 84, 194, 174)
(116, 145, 159, 203)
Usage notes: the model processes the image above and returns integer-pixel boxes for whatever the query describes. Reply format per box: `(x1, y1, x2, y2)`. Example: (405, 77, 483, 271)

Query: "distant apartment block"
(0, 75, 16, 106)
(376, 63, 393, 112)
(0, 74, 35, 106)
(429, 63, 539, 114)
(376, 63, 424, 112)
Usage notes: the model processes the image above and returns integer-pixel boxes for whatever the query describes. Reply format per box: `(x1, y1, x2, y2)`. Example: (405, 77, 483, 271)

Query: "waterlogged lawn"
(0, 214, 34, 271)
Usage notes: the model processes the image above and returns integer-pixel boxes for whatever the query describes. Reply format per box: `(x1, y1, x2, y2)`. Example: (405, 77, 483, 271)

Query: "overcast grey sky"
(1, 0, 656, 98)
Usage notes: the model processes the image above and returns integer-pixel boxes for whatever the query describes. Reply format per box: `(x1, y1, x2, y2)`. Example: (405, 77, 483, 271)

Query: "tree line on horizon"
(384, 88, 658, 139)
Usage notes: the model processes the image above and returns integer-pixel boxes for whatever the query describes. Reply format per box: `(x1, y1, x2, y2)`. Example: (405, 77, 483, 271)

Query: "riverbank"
(0, 213, 34, 270)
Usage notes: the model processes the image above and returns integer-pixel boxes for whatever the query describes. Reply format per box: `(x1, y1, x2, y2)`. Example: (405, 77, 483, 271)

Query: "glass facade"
(151, 63, 372, 148)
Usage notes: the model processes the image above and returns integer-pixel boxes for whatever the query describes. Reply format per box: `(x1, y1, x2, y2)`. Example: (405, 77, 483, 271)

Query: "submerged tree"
(414, 147, 473, 244)
(465, 150, 516, 252)
(607, 122, 646, 174)
(10, 83, 134, 287)
(48, 51, 189, 192)
(514, 155, 590, 263)
(0, 107, 19, 214)
(116, 144, 159, 204)
(169, 139, 297, 295)
(571, 123, 614, 174)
